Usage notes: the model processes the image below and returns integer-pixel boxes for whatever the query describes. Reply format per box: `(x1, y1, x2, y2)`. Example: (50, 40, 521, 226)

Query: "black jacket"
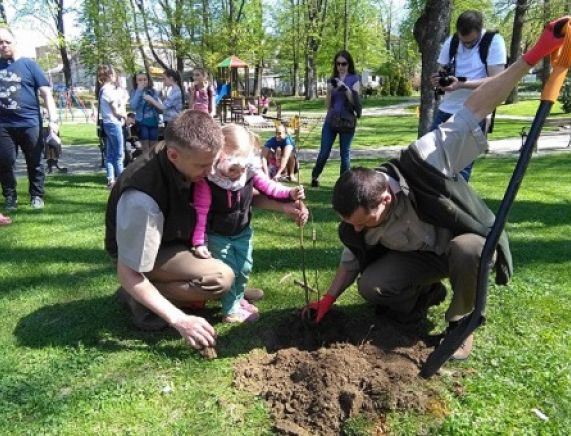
(339, 146, 512, 285)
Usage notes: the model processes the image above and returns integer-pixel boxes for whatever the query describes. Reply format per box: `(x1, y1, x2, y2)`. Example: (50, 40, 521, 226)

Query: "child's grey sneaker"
(5, 196, 17, 211)
(30, 196, 44, 209)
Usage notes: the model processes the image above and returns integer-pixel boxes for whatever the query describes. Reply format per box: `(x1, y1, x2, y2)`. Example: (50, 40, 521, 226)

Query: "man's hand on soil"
(302, 294, 336, 323)
(171, 314, 217, 349)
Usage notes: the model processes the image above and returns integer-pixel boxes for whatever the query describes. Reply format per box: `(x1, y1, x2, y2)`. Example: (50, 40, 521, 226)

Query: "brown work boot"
(445, 320, 474, 360)
(115, 287, 168, 332)
(451, 333, 474, 360)
(244, 287, 264, 302)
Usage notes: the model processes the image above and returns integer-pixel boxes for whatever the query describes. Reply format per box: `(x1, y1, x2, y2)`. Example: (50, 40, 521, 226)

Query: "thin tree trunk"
(413, 0, 451, 137)
(135, 0, 169, 69)
(506, 0, 529, 104)
(55, 0, 72, 88)
(343, 0, 348, 50)
(129, 0, 150, 75)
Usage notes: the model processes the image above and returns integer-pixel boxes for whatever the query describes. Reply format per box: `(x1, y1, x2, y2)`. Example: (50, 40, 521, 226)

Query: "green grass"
(497, 98, 569, 118)
(275, 95, 416, 112)
(59, 122, 99, 146)
(1, 154, 570, 434)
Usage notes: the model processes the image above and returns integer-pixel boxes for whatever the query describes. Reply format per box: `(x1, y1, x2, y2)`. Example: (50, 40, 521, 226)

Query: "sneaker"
(311, 179, 319, 188)
(5, 196, 17, 211)
(30, 196, 44, 209)
(223, 306, 259, 323)
(239, 298, 259, 314)
(115, 287, 168, 331)
(244, 287, 264, 302)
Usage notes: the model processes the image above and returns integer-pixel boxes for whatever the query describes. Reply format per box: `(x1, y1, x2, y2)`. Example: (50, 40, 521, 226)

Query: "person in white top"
(431, 10, 507, 181)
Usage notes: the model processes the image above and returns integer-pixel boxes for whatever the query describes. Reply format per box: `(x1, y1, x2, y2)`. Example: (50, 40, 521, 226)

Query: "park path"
(14, 101, 571, 176)
(15, 131, 570, 177)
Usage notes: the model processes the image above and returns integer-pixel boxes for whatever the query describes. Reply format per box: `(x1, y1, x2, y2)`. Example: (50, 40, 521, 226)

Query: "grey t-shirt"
(341, 107, 487, 271)
(116, 189, 164, 272)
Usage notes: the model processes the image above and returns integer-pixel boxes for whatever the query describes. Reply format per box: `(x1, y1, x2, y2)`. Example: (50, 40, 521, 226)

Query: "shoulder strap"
(479, 31, 498, 74)
(449, 34, 460, 71)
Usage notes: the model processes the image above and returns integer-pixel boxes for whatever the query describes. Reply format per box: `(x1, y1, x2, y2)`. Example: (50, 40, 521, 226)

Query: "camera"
(330, 77, 339, 88)
(438, 70, 455, 88)
(434, 66, 466, 96)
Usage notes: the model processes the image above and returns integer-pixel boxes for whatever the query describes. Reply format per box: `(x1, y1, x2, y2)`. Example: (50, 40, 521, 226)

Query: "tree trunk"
(0, 0, 7, 24)
(506, 0, 529, 104)
(303, 0, 328, 100)
(253, 63, 263, 96)
(343, 0, 348, 50)
(56, 0, 72, 88)
(413, 0, 451, 137)
(305, 38, 318, 100)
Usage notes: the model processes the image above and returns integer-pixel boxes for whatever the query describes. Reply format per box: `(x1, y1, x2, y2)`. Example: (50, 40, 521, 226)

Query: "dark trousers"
(430, 109, 487, 182)
(357, 234, 488, 322)
(0, 125, 45, 200)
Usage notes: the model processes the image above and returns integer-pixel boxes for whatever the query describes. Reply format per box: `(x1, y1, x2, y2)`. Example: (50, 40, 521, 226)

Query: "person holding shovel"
(304, 17, 569, 361)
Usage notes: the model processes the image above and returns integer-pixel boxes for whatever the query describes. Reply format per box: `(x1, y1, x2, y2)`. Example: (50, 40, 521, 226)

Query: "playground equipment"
(421, 20, 571, 378)
(55, 87, 90, 122)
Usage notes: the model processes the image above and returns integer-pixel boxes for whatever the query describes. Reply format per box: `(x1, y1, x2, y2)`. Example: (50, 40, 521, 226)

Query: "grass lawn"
(59, 122, 99, 146)
(497, 98, 569, 118)
(275, 95, 416, 112)
(1, 154, 570, 434)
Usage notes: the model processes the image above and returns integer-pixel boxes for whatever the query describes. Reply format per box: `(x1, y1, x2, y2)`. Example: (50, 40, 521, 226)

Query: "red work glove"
(303, 294, 336, 323)
(523, 17, 569, 66)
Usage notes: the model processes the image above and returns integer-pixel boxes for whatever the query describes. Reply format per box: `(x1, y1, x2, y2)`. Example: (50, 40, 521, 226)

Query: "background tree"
(0, 1, 7, 24)
(12, 0, 73, 87)
(413, 0, 451, 137)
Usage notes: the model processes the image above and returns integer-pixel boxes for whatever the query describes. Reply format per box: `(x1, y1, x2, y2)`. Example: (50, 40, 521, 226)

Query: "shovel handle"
(542, 20, 571, 102)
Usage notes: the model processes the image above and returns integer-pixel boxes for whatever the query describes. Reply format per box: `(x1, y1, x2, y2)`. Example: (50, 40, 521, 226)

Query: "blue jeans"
(208, 227, 254, 315)
(0, 125, 45, 200)
(430, 109, 487, 181)
(103, 122, 124, 181)
(311, 122, 355, 180)
(137, 124, 159, 141)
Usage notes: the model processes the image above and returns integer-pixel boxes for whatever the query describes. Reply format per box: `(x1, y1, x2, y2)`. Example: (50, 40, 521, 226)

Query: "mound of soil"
(234, 311, 442, 435)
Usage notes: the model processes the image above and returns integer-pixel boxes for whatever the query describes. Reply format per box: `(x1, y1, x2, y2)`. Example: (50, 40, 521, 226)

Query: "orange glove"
(523, 17, 569, 65)
(303, 294, 336, 323)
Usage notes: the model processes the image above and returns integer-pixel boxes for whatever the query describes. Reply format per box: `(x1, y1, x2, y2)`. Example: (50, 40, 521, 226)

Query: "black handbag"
(330, 111, 356, 134)
(96, 90, 106, 139)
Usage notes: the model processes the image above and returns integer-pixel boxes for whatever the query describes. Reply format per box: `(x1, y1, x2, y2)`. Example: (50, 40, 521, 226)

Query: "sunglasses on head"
(336, 61, 348, 66)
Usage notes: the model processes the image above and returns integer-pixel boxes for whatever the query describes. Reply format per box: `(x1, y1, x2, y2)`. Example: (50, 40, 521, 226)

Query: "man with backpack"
(431, 10, 507, 181)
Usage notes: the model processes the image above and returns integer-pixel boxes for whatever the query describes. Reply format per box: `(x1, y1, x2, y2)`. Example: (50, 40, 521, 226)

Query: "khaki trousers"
(145, 243, 235, 308)
(357, 233, 488, 322)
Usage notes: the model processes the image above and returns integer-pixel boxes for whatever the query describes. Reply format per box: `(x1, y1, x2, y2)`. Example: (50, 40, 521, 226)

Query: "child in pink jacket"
(192, 124, 304, 323)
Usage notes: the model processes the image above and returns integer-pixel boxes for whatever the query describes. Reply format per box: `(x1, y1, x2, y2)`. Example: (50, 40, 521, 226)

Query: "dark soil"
(234, 310, 443, 435)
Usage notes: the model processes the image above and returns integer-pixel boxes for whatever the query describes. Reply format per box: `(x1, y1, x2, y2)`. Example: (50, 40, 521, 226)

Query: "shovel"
(420, 21, 571, 378)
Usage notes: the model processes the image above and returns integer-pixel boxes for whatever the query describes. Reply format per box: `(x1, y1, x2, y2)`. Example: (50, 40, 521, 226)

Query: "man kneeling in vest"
(105, 110, 307, 350)
(303, 17, 567, 360)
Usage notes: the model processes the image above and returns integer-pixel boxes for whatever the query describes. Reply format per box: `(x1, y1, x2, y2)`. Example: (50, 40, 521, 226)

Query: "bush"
(378, 61, 413, 97)
(558, 80, 571, 113)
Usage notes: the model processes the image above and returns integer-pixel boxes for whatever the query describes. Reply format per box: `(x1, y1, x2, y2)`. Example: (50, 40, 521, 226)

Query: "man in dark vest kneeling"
(105, 110, 307, 349)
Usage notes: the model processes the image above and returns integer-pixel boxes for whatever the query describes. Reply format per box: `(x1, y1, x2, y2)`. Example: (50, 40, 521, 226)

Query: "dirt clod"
(234, 311, 443, 435)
